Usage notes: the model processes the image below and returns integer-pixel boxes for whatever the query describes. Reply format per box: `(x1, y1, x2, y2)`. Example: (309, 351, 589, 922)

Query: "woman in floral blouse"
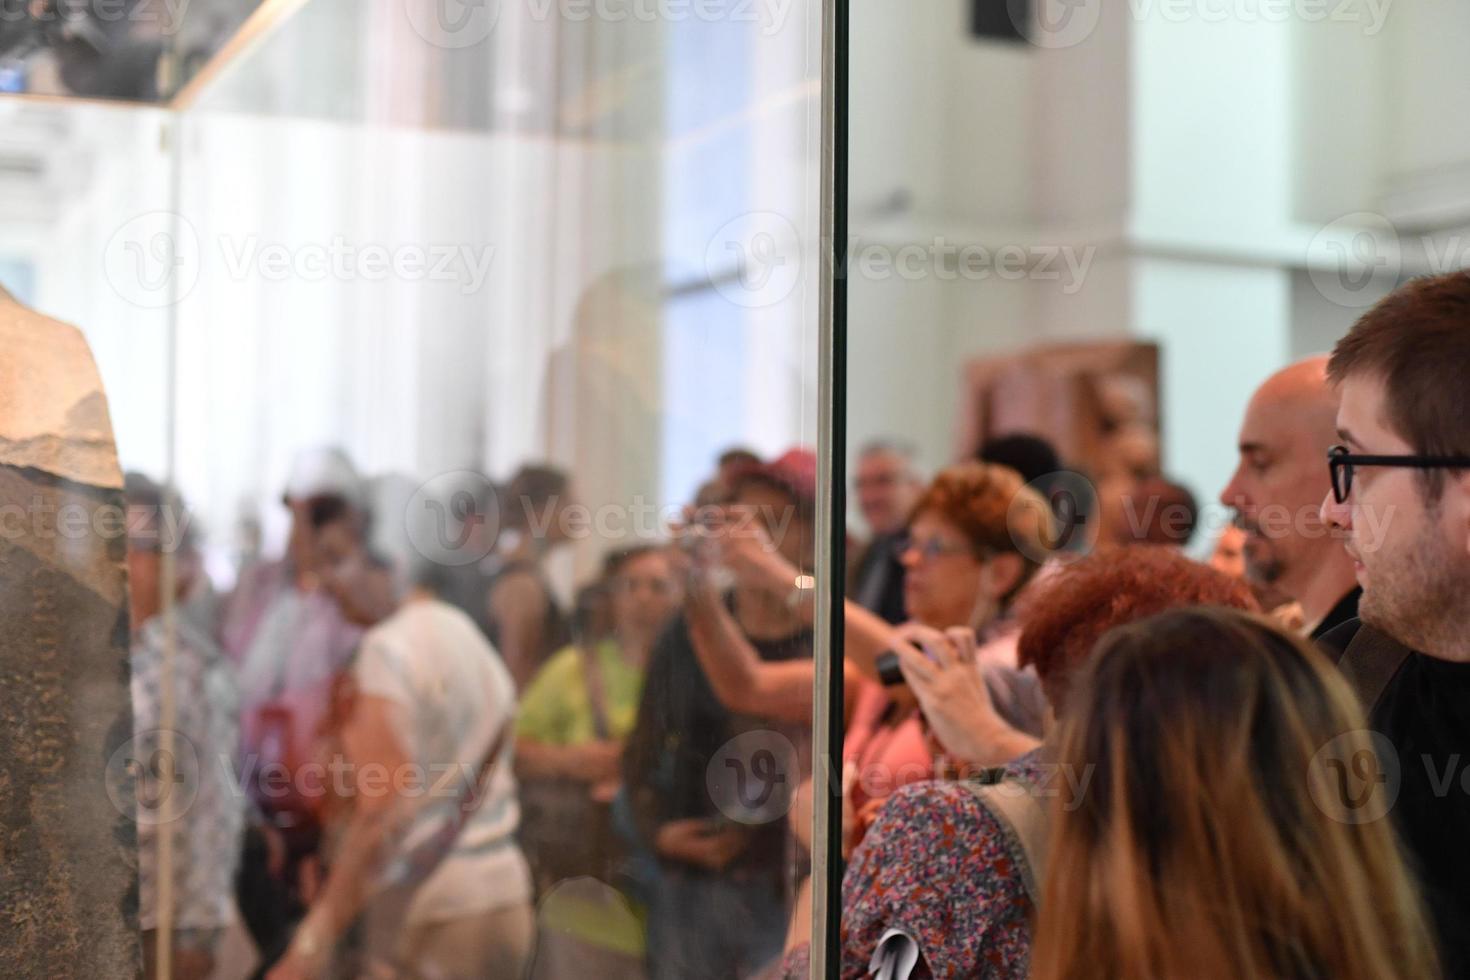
(781, 546, 1257, 979)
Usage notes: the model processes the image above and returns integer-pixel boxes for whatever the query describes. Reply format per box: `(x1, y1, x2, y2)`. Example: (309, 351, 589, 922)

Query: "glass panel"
(56, 1, 824, 977)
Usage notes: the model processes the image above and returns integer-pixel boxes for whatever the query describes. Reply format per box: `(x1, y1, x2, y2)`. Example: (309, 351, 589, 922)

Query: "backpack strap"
(960, 771, 1049, 908)
(579, 642, 613, 742)
(1337, 622, 1412, 717)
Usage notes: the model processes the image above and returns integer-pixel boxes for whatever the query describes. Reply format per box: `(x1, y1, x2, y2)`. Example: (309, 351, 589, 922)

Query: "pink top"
(843, 679, 936, 814)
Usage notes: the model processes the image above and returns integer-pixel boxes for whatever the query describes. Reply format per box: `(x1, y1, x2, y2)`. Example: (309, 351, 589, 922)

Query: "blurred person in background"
(781, 547, 1257, 980)
(1114, 474, 1199, 547)
(1030, 608, 1437, 980)
(686, 463, 1055, 814)
(621, 450, 818, 980)
(975, 432, 1063, 489)
(484, 463, 575, 689)
(416, 470, 503, 642)
(978, 432, 1102, 559)
(217, 448, 378, 974)
(716, 447, 761, 492)
(126, 473, 243, 980)
(269, 502, 531, 980)
(221, 448, 368, 682)
(691, 462, 1053, 735)
(1209, 522, 1248, 579)
(849, 438, 925, 624)
(1221, 356, 1360, 638)
(516, 543, 682, 893)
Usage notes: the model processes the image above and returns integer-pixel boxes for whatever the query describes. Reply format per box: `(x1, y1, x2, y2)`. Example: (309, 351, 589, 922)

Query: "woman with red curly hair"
(683, 461, 1054, 794)
(779, 546, 1257, 980)
(842, 462, 1053, 820)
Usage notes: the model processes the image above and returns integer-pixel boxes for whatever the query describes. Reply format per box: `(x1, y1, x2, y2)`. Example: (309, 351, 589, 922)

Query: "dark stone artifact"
(0, 285, 138, 977)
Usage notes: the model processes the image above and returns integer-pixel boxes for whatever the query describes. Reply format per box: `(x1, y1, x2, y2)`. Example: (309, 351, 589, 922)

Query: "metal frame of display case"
(812, 0, 847, 974)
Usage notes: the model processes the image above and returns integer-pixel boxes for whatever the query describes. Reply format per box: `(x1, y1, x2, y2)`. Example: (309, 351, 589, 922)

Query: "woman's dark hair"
(570, 543, 668, 643)
(502, 464, 570, 530)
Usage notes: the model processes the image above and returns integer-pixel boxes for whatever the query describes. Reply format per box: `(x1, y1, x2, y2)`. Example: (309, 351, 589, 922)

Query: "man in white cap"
(217, 447, 384, 972)
(224, 447, 369, 702)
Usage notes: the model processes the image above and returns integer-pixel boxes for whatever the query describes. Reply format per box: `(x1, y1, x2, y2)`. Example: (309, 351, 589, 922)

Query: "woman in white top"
(268, 512, 532, 980)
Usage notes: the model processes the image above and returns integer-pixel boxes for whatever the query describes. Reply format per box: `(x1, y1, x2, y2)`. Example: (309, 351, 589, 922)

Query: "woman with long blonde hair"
(1031, 607, 1439, 980)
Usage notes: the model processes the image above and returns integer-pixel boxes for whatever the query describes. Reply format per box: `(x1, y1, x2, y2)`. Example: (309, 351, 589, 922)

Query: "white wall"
(847, 0, 1470, 518)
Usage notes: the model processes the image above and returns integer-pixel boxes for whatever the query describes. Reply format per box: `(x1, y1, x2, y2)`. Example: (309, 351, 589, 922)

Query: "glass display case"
(0, 1, 836, 976)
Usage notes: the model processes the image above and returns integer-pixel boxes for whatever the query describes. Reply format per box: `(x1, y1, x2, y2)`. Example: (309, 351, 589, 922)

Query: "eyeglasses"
(613, 576, 677, 597)
(895, 533, 976, 562)
(1327, 444, 1470, 504)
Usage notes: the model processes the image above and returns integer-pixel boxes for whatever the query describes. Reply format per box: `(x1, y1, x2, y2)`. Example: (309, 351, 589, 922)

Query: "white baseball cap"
(283, 447, 364, 507)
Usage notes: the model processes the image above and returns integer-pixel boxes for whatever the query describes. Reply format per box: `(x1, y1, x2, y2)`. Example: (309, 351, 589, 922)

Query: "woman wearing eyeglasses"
(682, 462, 1054, 835)
(515, 544, 683, 893)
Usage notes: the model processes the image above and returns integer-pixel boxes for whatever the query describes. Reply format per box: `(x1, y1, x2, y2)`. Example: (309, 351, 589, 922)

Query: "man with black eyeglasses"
(1319, 270, 1470, 980)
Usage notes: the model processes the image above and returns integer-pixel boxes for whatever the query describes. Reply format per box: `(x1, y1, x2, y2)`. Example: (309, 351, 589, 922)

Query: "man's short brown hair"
(1328, 271, 1470, 496)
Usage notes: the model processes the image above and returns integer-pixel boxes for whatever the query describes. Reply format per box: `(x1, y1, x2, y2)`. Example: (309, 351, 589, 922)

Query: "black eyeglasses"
(1327, 445, 1470, 504)
(895, 533, 983, 563)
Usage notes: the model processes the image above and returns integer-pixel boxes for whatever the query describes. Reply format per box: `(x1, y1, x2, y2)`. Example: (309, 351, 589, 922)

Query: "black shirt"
(851, 532, 907, 625)
(1308, 586, 1361, 641)
(624, 603, 813, 877)
(1324, 619, 1470, 979)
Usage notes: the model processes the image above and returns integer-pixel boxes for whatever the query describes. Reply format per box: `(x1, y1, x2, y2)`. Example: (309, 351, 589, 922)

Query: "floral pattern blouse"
(781, 750, 1045, 979)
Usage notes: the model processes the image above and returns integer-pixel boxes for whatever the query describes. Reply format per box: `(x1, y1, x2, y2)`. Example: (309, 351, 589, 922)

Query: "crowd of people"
(127, 270, 1470, 980)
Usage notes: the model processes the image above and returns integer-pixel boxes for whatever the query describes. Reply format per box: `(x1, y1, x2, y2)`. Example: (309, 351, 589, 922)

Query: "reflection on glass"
(0, 0, 824, 977)
(0, 0, 263, 101)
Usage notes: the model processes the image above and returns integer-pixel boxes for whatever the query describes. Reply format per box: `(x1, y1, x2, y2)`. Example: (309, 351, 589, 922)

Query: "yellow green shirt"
(516, 639, 645, 745)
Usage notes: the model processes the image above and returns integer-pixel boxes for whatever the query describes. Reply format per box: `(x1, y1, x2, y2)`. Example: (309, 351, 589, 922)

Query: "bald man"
(1220, 356, 1361, 637)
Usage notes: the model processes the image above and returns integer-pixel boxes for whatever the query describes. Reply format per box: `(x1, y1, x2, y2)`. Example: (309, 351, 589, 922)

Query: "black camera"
(875, 650, 904, 687)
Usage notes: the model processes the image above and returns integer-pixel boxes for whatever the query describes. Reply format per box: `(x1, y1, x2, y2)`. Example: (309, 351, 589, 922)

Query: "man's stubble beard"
(1360, 503, 1470, 659)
